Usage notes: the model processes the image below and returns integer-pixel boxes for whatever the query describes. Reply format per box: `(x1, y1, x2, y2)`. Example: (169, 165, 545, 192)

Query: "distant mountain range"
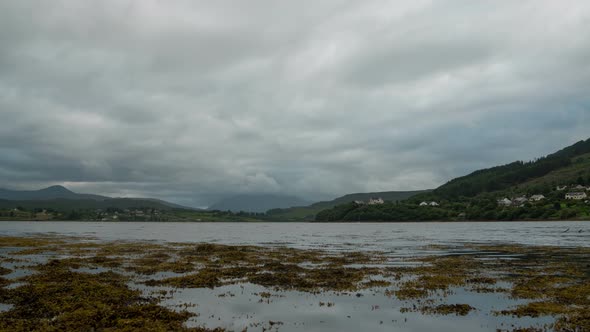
(0, 185, 192, 211)
(0, 186, 429, 218)
(208, 194, 311, 213)
(266, 190, 430, 220)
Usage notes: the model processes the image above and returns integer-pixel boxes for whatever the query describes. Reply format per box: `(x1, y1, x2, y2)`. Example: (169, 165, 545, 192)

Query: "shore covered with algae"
(0, 235, 589, 331)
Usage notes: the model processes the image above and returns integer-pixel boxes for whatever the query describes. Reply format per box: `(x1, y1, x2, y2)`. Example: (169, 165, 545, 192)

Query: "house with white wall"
(565, 192, 587, 200)
(368, 197, 384, 205)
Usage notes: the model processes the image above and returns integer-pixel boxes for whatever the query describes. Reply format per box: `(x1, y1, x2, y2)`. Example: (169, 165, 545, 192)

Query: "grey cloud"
(1, 1, 589, 207)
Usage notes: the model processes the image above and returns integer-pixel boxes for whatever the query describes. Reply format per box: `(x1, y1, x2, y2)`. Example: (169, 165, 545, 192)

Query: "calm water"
(1, 221, 589, 331)
(0, 221, 588, 251)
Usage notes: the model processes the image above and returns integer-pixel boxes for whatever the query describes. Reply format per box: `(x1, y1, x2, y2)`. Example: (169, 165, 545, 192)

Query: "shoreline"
(1, 218, 589, 223)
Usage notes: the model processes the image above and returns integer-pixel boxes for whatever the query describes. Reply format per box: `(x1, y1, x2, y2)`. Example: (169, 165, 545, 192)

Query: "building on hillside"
(497, 198, 512, 206)
(556, 185, 568, 191)
(565, 192, 587, 200)
(530, 194, 545, 201)
(368, 197, 384, 205)
(354, 200, 365, 205)
(420, 201, 439, 207)
(513, 196, 528, 205)
(572, 185, 588, 191)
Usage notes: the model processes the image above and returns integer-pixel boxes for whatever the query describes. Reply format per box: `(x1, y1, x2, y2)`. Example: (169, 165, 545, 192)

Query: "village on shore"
(497, 184, 589, 207)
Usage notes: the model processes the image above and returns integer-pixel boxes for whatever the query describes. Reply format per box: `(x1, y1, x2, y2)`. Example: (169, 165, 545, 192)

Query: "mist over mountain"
(208, 194, 310, 213)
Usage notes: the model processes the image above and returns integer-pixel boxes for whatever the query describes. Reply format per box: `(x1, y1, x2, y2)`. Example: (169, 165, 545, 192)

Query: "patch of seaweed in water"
(0, 266, 11, 276)
(0, 259, 222, 332)
(419, 304, 475, 316)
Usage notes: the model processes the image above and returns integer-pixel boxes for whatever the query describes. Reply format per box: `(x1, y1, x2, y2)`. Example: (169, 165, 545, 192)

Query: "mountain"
(208, 194, 310, 213)
(0, 185, 194, 210)
(0, 185, 107, 201)
(267, 190, 430, 221)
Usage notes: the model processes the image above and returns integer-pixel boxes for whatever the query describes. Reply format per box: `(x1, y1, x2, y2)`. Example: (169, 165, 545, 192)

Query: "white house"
(354, 200, 365, 205)
(565, 192, 587, 200)
(513, 196, 528, 205)
(368, 197, 384, 205)
(572, 185, 587, 191)
(556, 185, 568, 191)
(497, 198, 512, 206)
(530, 194, 545, 201)
(419, 201, 439, 207)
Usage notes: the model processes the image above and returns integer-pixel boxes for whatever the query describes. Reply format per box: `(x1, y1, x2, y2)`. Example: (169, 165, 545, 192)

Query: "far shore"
(1, 219, 589, 223)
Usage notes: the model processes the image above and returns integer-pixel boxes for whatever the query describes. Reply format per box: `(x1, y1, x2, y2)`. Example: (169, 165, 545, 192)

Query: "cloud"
(0, 0, 589, 206)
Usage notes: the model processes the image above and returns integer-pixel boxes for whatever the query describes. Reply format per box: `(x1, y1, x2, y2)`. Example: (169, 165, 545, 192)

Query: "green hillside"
(266, 190, 429, 221)
(316, 138, 590, 222)
(515, 152, 590, 191)
(423, 138, 590, 200)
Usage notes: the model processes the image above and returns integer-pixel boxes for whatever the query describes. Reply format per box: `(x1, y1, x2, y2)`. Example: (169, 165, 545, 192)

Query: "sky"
(1, 1, 589, 207)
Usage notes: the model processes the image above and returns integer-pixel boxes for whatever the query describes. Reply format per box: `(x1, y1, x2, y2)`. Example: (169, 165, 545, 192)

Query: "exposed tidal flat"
(0, 222, 589, 331)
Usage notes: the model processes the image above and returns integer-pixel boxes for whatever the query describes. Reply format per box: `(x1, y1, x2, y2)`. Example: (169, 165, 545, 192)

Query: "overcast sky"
(1, 1, 589, 207)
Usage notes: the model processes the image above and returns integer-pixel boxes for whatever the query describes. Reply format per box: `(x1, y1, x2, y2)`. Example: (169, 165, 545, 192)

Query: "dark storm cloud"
(1, 1, 589, 207)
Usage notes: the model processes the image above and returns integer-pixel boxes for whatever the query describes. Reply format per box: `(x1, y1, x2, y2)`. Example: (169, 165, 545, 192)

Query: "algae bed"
(0, 235, 588, 331)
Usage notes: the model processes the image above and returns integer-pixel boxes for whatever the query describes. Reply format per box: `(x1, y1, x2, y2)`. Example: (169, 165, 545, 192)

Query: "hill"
(267, 190, 429, 221)
(208, 194, 310, 213)
(316, 138, 590, 222)
(423, 138, 590, 200)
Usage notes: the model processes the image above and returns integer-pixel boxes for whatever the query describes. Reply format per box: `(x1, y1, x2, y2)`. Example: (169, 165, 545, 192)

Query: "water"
(0, 221, 588, 252)
(1, 221, 589, 331)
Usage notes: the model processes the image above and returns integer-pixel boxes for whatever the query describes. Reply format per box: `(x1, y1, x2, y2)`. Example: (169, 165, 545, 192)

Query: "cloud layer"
(1, 1, 589, 207)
